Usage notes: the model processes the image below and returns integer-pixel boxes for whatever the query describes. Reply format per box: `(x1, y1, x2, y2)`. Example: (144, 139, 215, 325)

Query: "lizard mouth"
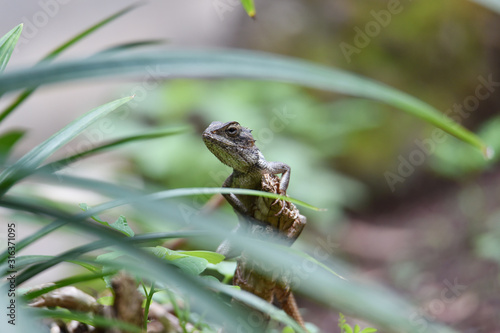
(201, 131, 217, 144)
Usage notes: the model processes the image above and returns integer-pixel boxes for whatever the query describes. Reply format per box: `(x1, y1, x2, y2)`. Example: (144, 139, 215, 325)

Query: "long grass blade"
(0, 255, 53, 277)
(221, 286, 307, 333)
(0, 24, 22, 73)
(0, 96, 133, 195)
(0, 197, 256, 332)
(0, 231, 205, 279)
(0, 130, 25, 165)
(141, 187, 323, 211)
(0, 175, 460, 333)
(43, 5, 140, 62)
(0, 50, 491, 157)
(39, 126, 189, 174)
(0, 198, 305, 332)
(0, 4, 139, 123)
(0, 181, 319, 264)
(34, 309, 143, 333)
(0, 185, 319, 266)
(0, 221, 65, 263)
(240, 0, 256, 18)
(24, 272, 111, 301)
(95, 40, 165, 55)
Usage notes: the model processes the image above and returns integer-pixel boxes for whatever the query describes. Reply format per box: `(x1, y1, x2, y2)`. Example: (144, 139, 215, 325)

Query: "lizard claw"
(270, 187, 287, 216)
(271, 198, 286, 216)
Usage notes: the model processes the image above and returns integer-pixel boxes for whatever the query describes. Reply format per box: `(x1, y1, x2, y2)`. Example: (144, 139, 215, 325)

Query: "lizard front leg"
(260, 161, 290, 194)
(218, 173, 268, 257)
(221, 173, 250, 215)
(260, 161, 291, 218)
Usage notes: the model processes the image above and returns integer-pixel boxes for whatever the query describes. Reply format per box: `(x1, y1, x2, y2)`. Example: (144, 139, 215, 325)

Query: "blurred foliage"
(1, 1, 500, 332)
(430, 116, 500, 178)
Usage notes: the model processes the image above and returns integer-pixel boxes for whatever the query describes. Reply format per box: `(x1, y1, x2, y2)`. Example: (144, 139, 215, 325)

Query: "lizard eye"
(226, 125, 239, 136)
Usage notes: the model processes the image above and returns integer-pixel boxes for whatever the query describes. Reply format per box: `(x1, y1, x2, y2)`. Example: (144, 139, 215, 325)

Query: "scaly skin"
(202, 121, 307, 330)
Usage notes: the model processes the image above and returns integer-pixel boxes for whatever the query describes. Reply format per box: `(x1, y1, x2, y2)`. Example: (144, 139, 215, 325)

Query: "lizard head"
(202, 121, 260, 171)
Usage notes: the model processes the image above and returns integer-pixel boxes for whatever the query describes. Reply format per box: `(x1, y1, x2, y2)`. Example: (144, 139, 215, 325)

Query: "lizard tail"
(283, 293, 307, 330)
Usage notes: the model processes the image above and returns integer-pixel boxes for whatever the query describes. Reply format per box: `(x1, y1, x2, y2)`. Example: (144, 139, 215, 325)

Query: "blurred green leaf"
(208, 261, 237, 282)
(177, 251, 225, 265)
(0, 220, 65, 263)
(79, 203, 107, 223)
(145, 246, 209, 275)
(0, 50, 490, 156)
(97, 296, 114, 306)
(172, 256, 208, 276)
(0, 175, 460, 333)
(96, 40, 165, 55)
(40, 126, 189, 174)
(140, 187, 323, 211)
(0, 96, 133, 195)
(288, 247, 345, 280)
(24, 272, 110, 301)
(1, 216, 246, 330)
(0, 5, 139, 123)
(0, 130, 25, 165)
(240, 0, 256, 18)
(111, 216, 134, 237)
(44, 5, 139, 62)
(80, 203, 134, 236)
(34, 309, 143, 333)
(67, 260, 101, 273)
(430, 115, 500, 178)
(145, 246, 185, 260)
(0, 255, 52, 276)
(142, 282, 156, 331)
(219, 283, 307, 333)
(0, 24, 22, 73)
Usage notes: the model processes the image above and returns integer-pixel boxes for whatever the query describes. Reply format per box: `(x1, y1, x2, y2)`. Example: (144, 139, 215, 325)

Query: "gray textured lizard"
(202, 121, 307, 330)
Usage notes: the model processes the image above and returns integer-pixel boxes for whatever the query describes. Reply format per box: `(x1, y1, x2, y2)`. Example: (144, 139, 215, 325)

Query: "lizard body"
(202, 121, 307, 330)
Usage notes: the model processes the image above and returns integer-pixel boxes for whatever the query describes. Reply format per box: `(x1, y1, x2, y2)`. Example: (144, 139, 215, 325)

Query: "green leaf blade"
(34, 309, 143, 333)
(144, 187, 324, 211)
(240, 0, 256, 18)
(361, 328, 378, 333)
(0, 24, 22, 73)
(144, 246, 209, 275)
(41, 126, 189, 173)
(173, 256, 208, 275)
(0, 96, 133, 195)
(0, 5, 139, 123)
(343, 325, 353, 333)
(0, 50, 490, 156)
(177, 250, 225, 265)
(43, 4, 139, 61)
(110, 216, 134, 237)
(0, 130, 25, 165)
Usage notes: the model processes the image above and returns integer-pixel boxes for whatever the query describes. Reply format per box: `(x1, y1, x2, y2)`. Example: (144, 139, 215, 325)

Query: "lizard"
(202, 120, 307, 330)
